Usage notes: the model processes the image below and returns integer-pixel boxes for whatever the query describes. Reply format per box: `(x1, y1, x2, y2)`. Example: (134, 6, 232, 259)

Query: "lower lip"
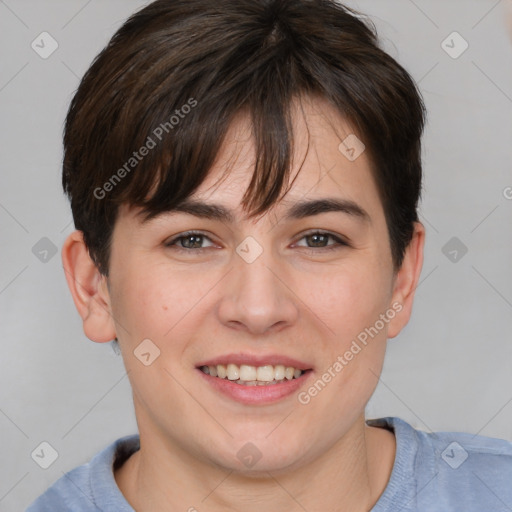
(196, 368, 313, 405)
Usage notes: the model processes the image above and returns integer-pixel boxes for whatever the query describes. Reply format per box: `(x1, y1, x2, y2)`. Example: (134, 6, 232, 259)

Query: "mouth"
(198, 363, 310, 386)
(195, 357, 313, 405)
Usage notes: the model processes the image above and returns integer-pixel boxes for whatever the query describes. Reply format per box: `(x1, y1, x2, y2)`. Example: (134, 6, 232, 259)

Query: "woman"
(27, 1, 512, 510)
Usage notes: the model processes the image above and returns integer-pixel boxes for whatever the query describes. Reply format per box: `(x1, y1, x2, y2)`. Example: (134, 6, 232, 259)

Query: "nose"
(216, 247, 299, 335)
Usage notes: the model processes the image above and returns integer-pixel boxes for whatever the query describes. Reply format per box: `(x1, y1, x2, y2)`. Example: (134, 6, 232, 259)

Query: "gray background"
(1, 0, 512, 510)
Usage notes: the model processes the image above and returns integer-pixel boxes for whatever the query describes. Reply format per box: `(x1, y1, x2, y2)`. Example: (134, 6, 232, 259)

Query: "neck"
(115, 414, 395, 512)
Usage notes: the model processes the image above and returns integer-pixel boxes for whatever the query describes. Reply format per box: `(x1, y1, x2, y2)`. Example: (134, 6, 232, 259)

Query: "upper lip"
(196, 353, 313, 371)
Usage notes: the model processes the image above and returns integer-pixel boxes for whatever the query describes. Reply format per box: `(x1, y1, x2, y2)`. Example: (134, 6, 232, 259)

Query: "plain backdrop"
(1, 0, 512, 510)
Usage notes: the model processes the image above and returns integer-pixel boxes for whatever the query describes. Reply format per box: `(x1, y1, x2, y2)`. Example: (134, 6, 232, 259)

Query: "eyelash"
(164, 230, 349, 254)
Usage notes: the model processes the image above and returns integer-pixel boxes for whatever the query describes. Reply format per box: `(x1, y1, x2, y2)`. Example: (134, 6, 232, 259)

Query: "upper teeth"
(200, 364, 303, 381)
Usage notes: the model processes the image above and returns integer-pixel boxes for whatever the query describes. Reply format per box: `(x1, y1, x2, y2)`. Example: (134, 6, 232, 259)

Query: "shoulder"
(423, 424, 512, 507)
(26, 434, 139, 512)
(26, 463, 96, 512)
(369, 416, 512, 511)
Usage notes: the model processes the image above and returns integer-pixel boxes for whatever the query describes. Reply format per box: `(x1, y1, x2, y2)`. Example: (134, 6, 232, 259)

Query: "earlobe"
(387, 221, 425, 339)
(61, 230, 117, 343)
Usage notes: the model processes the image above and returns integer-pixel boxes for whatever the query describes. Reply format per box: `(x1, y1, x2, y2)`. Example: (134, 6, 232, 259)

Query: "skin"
(62, 95, 425, 512)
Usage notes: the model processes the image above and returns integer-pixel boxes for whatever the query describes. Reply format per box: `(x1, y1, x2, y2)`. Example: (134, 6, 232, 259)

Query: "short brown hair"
(63, 0, 426, 275)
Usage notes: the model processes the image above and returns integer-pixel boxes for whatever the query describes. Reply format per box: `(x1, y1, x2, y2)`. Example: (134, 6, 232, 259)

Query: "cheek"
(110, 259, 219, 345)
(301, 260, 391, 399)
(301, 260, 392, 343)
(109, 260, 175, 343)
(297, 265, 391, 423)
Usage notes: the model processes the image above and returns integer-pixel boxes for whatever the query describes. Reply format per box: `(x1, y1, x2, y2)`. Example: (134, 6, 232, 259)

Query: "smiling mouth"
(199, 363, 311, 386)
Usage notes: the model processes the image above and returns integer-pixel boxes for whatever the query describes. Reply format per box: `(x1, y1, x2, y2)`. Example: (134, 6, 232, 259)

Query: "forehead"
(177, 96, 379, 218)
(124, 95, 383, 227)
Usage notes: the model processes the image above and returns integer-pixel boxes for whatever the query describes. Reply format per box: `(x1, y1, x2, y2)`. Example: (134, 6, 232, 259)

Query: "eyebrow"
(144, 197, 371, 225)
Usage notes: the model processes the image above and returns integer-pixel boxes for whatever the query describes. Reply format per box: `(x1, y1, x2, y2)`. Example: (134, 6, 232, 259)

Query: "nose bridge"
(217, 237, 298, 334)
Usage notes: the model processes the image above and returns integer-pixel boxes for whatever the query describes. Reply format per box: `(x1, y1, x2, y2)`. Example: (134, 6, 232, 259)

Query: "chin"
(209, 433, 307, 474)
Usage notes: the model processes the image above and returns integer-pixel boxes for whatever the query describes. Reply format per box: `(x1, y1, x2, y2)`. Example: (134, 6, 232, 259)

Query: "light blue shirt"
(26, 416, 512, 511)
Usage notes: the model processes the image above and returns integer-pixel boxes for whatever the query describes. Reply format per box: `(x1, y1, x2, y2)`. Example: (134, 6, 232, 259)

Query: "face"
(84, 96, 421, 473)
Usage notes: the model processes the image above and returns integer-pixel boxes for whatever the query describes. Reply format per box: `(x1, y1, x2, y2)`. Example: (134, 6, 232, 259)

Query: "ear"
(387, 221, 425, 339)
(61, 230, 116, 343)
